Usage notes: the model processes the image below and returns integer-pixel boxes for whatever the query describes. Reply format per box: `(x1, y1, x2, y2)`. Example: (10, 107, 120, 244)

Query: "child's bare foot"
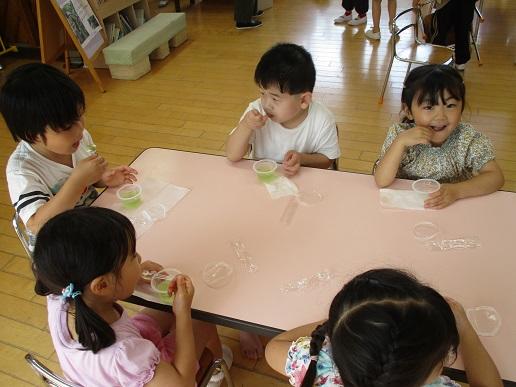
(239, 331, 264, 360)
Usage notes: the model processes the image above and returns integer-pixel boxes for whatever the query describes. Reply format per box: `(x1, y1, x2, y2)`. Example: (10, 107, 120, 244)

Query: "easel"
(36, 0, 107, 92)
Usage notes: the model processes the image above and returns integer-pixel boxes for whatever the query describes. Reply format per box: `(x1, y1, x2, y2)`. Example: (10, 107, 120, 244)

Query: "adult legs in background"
(235, 0, 262, 29)
(366, 0, 397, 39)
(432, 0, 475, 68)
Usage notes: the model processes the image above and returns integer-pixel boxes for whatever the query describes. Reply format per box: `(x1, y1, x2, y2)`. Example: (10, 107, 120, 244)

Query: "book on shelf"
(105, 22, 115, 43)
(111, 27, 121, 43)
(135, 9, 145, 26)
(119, 14, 134, 34)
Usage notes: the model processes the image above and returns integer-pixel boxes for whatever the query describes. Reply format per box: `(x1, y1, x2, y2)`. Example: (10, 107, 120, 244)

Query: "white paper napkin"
(264, 176, 299, 199)
(379, 188, 426, 210)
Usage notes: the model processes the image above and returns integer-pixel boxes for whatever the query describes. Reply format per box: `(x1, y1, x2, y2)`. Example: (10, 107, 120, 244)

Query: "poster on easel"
(55, 0, 104, 59)
(36, 0, 107, 92)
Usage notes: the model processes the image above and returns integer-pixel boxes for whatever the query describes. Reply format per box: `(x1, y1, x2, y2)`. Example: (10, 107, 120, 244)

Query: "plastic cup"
(150, 268, 181, 304)
(202, 262, 234, 289)
(413, 221, 440, 241)
(412, 179, 440, 195)
(86, 144, 97, 155)
(116, 183, 143, 209)
(466, 306, 502, 336)
(252, 159, 278, 183)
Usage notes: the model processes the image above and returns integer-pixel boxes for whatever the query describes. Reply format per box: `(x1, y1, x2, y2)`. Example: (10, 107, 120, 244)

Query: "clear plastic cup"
(413, 221, 440, 241)
(202, 262, 234, 289)
(150, 268, 181, 304)
(252, 159, 278, 183)
(412, 179, 441, 195)
(466, 306, 502, 336)
(116, 183, 143, 209)
(86, 144, 97, 155)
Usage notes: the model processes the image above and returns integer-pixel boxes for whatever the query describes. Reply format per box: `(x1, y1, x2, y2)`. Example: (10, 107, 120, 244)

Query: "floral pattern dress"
(377, 122, 495, 183)
(285, 336, 461, 387)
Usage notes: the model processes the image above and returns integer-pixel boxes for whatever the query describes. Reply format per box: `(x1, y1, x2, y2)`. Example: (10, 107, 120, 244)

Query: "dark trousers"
(432, 0, 476, 64)
(341, 0, 368, 14)
(235, 0, 257, 23)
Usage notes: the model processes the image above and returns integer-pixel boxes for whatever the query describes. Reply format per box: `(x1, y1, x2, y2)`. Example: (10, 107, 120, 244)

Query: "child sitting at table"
(1, 63, 136, 235)
(33, 207, 231, 387)
(374, 64, 504, 209)
(265, 268, 502, 387)
(225, 43, 341, 176)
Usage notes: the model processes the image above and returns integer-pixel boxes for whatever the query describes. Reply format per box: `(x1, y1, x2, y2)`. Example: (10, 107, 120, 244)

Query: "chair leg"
(470, 31, 482, 65)
(379, 55, 395, 104)
(404, 62, 412, 83)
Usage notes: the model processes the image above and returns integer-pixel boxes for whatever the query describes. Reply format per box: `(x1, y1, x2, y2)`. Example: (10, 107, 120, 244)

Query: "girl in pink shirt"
(33, 207, 227, 387)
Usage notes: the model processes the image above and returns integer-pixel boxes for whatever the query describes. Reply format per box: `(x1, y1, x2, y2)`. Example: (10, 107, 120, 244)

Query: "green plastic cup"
(116, 183, 143, 209)
(150, 268, 181, 304)
(253, 159, 278, 183)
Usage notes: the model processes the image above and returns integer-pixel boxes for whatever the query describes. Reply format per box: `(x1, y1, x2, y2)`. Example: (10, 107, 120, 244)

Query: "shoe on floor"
(348, 15, 367, 26)
(207, 344, 233, 387)
(365, 28, 381, 40)
(454, 63, 466, 71)
(254, 10, 264, 17)
(158, 0, 168, 7)
(236, 20, 263, 30)
(334, 13, 352, 23)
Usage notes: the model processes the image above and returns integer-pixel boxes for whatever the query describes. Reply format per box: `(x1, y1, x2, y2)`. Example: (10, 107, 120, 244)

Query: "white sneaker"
(365, 28, 381, 40)
(348, 15, 367, 26)
(334, 13, 352, 23)
(207, 344, 233, 387)
(454, 63, 466, 71)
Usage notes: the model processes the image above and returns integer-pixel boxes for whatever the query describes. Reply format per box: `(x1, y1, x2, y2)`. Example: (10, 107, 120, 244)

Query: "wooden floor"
(0, 0, 514, 384)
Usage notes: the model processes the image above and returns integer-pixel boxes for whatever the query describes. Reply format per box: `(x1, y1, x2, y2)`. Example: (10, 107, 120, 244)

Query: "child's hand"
(101, 166, 138, 187)
(446, 297, 471, 333)
(397, 126, 432, 147)
(73, 155, 108, 186)
(241, 109, 268, 131)
(424, 184, 459, 209)
(283, 150, 302, 176)
(170, 275, 194, 315)
(139, 260, 163, 283)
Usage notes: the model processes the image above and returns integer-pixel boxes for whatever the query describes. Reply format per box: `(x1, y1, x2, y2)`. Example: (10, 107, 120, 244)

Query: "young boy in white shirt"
(226, 43, 341, 176)
(1, 63, 136, 235)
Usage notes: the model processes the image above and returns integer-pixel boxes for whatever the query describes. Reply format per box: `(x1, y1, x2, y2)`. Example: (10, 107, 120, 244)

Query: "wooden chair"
(25, 349, 233, 387)
(379, 3, 454, 104)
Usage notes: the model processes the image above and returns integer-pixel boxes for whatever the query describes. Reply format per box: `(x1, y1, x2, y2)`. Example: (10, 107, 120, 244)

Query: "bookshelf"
(89, 0, 151, 45)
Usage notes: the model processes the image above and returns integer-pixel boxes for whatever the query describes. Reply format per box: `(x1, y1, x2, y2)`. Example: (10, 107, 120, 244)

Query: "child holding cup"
(374, 65, 504, 209)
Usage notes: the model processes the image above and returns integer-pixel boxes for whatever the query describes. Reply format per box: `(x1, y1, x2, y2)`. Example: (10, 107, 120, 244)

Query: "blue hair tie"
(61, 283, 82, 300)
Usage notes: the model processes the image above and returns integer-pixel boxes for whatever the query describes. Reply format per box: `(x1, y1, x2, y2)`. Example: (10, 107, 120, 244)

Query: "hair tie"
(310, 355, 319, 362)
(61, 283, 82, 300)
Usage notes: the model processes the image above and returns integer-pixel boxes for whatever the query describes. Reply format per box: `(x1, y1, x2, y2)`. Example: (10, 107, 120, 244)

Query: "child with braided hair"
(265, 268, 502, 387)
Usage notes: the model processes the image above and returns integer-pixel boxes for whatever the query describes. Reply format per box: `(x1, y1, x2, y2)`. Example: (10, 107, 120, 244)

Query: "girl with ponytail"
(265, 268, 502, 387)
(33, 207, 225, 387)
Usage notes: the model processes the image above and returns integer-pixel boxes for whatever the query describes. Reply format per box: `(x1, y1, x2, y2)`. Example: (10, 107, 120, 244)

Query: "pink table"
(94, 148, 516, 384)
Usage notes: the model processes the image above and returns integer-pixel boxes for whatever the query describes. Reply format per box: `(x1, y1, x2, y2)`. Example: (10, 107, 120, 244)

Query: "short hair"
(0, 63, 85, 143)
(254, 43, 316, 94)
(301, 268, 459, 387)
(401, 64, 465, 123)
(33, 207, 136, 353)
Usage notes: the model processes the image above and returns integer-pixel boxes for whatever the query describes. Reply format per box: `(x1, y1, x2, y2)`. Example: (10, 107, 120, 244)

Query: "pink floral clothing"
(285, 336, 460, 387)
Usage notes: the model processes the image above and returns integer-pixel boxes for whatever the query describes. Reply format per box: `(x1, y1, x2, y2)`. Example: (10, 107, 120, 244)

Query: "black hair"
(254, 43, 316, 94)
(401, 64, 465, 123)
(0, 62, 85, 143)
(33, 207, 136, 353)
(301, 268, 459, 387)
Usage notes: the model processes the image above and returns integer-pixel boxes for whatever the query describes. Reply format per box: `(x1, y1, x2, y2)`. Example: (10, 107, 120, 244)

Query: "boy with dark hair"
(226, 43, 340, 176)
(1, 63, 136, 235)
